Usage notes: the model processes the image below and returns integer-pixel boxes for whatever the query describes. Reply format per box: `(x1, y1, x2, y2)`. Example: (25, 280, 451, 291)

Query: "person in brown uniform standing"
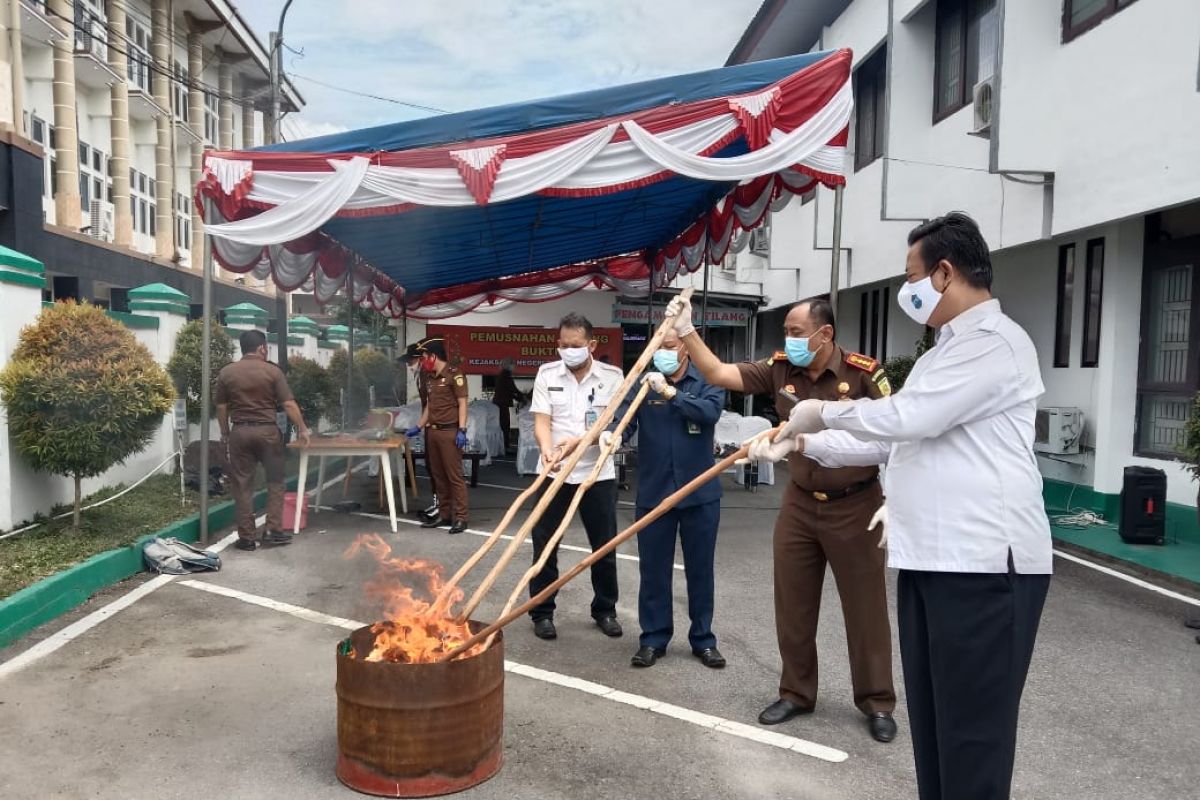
(401, 338, 442, 522)
(666, 293, 898, 744)
(217, 329, 311, 552)
(412, 339, 469, 534)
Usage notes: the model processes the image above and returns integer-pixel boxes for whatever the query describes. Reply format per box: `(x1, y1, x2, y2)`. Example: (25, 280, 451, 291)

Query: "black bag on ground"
(142, 537, 222, 574)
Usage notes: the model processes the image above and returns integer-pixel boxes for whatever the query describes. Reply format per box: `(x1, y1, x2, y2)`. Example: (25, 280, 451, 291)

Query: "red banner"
(426, 325, 623, 376)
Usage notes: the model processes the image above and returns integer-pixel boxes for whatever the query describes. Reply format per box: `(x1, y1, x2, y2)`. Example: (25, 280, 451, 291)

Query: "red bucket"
(283, 492, 308, 531)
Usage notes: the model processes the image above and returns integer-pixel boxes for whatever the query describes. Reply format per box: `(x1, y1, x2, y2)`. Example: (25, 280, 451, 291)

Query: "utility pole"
(270, 2, 294, 376)
(829, 184, 844, 319)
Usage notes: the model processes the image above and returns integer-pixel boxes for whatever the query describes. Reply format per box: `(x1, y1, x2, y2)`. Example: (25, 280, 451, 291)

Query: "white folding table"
(289, 436, 408, 533)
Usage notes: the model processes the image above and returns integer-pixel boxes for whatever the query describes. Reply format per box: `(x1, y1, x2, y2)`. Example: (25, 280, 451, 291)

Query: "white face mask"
(897, 275, 944, 326)
(558, 346, 591, 369)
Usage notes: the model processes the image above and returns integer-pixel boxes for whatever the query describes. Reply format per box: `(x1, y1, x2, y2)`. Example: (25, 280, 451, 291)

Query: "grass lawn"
(0, 475, 201, 600)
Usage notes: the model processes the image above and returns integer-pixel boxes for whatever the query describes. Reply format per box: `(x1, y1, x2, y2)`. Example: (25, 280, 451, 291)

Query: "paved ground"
(2, 458, 1198, 799)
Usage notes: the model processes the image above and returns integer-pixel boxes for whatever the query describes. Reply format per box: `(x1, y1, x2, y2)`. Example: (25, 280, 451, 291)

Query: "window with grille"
(125, 16, 152, 94)
(934, 0, 998, 122)
(1135, 229, 1197, 459)
(858, 287, 890, 361)
(1063, 0, 1139, 43)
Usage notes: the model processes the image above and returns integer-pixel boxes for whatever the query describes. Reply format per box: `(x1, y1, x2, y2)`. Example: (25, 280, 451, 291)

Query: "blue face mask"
(784, 337, 817, 367)
(652, 348, 680, 375)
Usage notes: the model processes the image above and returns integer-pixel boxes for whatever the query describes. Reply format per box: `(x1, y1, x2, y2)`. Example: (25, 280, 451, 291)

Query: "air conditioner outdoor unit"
(89, 199, 115, 242)
(970, 77, 994, 137)
(749, 225, 771, 255)
(1034, 406, 1083, 455)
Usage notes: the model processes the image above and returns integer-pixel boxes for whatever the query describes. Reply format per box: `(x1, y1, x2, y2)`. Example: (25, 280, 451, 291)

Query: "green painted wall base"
(1044, 479, 1200, 588)
(0, 460, 345, 648)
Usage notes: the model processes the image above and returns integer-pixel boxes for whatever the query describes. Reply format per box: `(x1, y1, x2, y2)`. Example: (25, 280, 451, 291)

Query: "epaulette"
(766, 350, 787, 366)
(845, 352, 879, 373)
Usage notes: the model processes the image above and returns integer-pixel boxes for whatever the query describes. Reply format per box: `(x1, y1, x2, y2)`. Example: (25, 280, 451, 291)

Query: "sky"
(237, 0, 764, 143)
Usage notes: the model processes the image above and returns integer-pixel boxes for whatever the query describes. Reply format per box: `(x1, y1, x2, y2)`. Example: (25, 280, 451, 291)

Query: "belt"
(801, 476, 878, 503)
(426, 422, 461, 430)
(232, 420, 277, 427)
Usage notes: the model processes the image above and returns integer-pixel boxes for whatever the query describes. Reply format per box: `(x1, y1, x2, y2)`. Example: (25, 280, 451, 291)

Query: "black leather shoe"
(234, 538, 258, 552)
(868, 712, 897, 743)
(533, 619, 557, 640)
(758, 699, 812, 725)
(262, 530, 293, 546)
(1185, 618, 1200, 630)
(595, 616, 623, 637)
(448, 521, 467, 534)
(421, 517, 451, 529)
(631, 646, 665, 667)
(693, 647, 726, 669)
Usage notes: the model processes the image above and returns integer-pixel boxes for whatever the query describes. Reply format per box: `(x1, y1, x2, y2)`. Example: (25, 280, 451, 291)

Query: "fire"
(344, 534, 481, 663)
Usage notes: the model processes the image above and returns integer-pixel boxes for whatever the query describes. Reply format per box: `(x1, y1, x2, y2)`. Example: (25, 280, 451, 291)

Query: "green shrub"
(287, 356, 333, 430)
(166, 318, 235, 423)
(0, 301, 174, 531)
(882, 331, 936, 392)
(1183, 393, 1200, 520)
(327, 348, 369, 429)
(356, 347, 399, 406)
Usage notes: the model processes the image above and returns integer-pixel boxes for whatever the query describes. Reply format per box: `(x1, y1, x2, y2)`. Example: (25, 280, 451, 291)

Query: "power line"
(288, 72, 451, 114)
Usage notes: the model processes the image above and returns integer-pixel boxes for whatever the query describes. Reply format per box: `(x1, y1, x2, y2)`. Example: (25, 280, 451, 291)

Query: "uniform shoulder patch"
(871, 368, 892, 397)
(765, 350, 787, 366)
(845, 352, 879, 373)
(454, 374, 465, 387)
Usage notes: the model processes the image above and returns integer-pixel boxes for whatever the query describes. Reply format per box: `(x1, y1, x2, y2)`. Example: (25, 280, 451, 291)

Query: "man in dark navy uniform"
(607, 328, 727, 669)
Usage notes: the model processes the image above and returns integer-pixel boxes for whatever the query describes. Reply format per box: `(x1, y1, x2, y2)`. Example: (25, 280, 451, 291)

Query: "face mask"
(784, 337, 817, 367)
(559, 346, 590, 369)
(652, 349, 680, 375)
(419, 354, 436, 372)
(897, 274, 944, 326)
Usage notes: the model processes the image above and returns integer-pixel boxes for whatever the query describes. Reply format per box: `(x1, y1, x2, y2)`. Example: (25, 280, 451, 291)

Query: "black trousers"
(897, 568, 1051, 800)
(528, 479, 618, 622)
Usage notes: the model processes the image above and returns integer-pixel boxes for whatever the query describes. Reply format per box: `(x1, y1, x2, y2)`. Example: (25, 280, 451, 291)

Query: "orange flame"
(344, 534, 479, 663)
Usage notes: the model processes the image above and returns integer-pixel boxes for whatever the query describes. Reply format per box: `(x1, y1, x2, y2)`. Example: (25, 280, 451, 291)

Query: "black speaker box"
(1118, 466, 1166, 546)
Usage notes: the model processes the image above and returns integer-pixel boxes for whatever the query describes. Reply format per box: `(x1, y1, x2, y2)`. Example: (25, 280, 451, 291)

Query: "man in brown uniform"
(401, 339, 441, 522)
(667, 294, 898, 743)
(414, 339, 469, 534)
(216, 329, 311, 552)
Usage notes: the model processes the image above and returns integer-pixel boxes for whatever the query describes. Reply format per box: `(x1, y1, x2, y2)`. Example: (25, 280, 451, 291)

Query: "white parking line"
(1052, 548, 1200, 607)
(175, 579, 848, 764)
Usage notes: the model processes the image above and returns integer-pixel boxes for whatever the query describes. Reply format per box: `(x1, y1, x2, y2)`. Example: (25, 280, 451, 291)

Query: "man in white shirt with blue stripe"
(756, 212, 1052, 800)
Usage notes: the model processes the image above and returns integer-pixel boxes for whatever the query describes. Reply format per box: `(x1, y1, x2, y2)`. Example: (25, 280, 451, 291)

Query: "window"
(750, 219, 771, 255)
(1054, 244, 1075, 368)
(858, 287, 889, 361)
(78, 141, 111, 217)
(175, 192, 191, 253)
(204, 91, 220, 144)
(934, 0, 998, 122)
(125, 16, 152, 93)
(1135, 228, 1198, 458)
(73, 0, 106, 59)
(1081, 238, 1104, 367)
(30, 115, 56, 201)
(1063, 0, 1139, 43)
(854, 46, 887, 170)
(172, 62, 189, 122)
(130, 169, 157, 237)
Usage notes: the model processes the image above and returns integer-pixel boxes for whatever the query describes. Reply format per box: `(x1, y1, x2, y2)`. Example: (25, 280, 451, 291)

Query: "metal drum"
(335, 623, 504, 797)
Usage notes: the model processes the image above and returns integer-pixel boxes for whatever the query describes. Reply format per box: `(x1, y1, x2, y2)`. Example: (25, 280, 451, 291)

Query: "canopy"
(197, 49, 852, 319)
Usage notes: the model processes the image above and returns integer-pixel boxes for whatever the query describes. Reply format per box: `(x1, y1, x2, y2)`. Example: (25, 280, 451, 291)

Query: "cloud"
(241, 0, 762, 138)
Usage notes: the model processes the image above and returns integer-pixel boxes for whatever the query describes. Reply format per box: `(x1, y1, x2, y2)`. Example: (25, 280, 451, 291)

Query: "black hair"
(240, 329, 267, 354)
(791, 295, 837, 338)
(558, 312, 594, 339)
(907, 212, 993, 289)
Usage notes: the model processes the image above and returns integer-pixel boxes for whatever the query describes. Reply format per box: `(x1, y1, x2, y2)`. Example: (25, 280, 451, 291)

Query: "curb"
(0, 460, 344, 648)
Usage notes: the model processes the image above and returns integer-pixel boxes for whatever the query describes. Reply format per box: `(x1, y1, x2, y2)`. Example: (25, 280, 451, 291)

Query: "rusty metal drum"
(335, 623, 504, 797)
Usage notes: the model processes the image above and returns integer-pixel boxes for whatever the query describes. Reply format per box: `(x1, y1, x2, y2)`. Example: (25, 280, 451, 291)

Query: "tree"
(327, 347, 369, 429)
(356, 347, 399, 406)
(1182, 392, 1200, 522)
(288, 357, 333, 431)
(0, 301, 174, 532)
(166, 318, 235, 423)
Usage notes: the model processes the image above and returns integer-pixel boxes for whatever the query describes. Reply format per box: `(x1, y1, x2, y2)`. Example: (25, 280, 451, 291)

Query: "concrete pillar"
(129, 283, 191, 461)
(47, 0, 81, 229)
(241, 90, 256, 148)
(0, 248, 48, 531)
(0, 1, 14, 131)
(187, 28, 205, 266)
(218, 58, 234, 150)
(223, 302, 268, 335)
(151, 0, 174, 259)
(4, 0, 25, 136)
(289, 315, 320, 361)
(106, 0, 134, 247)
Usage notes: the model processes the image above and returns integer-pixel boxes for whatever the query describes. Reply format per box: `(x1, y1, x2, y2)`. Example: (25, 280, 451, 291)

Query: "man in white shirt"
(759, 212, 1053, 800)
(527, 313, 627, 641)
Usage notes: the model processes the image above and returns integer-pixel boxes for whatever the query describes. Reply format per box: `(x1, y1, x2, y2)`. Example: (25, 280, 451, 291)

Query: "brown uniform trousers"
(228, 424, 285, 537)
(427, 426, 468, 522)
(739, 345, 896, 715)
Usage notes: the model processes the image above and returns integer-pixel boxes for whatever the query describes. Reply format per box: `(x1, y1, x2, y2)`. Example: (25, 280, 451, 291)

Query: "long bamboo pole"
(439, 425, 780, 662)
(449, 287, 694, 620)
(472, 381, 650, 636)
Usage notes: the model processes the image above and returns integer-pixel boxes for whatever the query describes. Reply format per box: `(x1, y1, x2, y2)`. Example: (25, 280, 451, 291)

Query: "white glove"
(664, 296, 695, 337)
(777, 398, 827, 439)
(736, 431, 799, 464)
(598, 430, 615, 451)
(641, 371, 670, 396)
(868, 505, 888, 549)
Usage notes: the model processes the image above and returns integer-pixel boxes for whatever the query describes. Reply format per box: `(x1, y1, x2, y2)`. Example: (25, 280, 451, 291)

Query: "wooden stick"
(476, 382, 649, 642)
(438, 426, 781, 662)
(449, 287, 694, 620)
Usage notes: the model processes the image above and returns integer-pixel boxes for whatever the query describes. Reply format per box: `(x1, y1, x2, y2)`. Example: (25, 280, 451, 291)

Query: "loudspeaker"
(1119, 466, 1166, 545)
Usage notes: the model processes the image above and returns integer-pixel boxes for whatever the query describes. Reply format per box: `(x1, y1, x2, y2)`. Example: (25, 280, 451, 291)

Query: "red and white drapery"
(197, 50, 853, 319)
